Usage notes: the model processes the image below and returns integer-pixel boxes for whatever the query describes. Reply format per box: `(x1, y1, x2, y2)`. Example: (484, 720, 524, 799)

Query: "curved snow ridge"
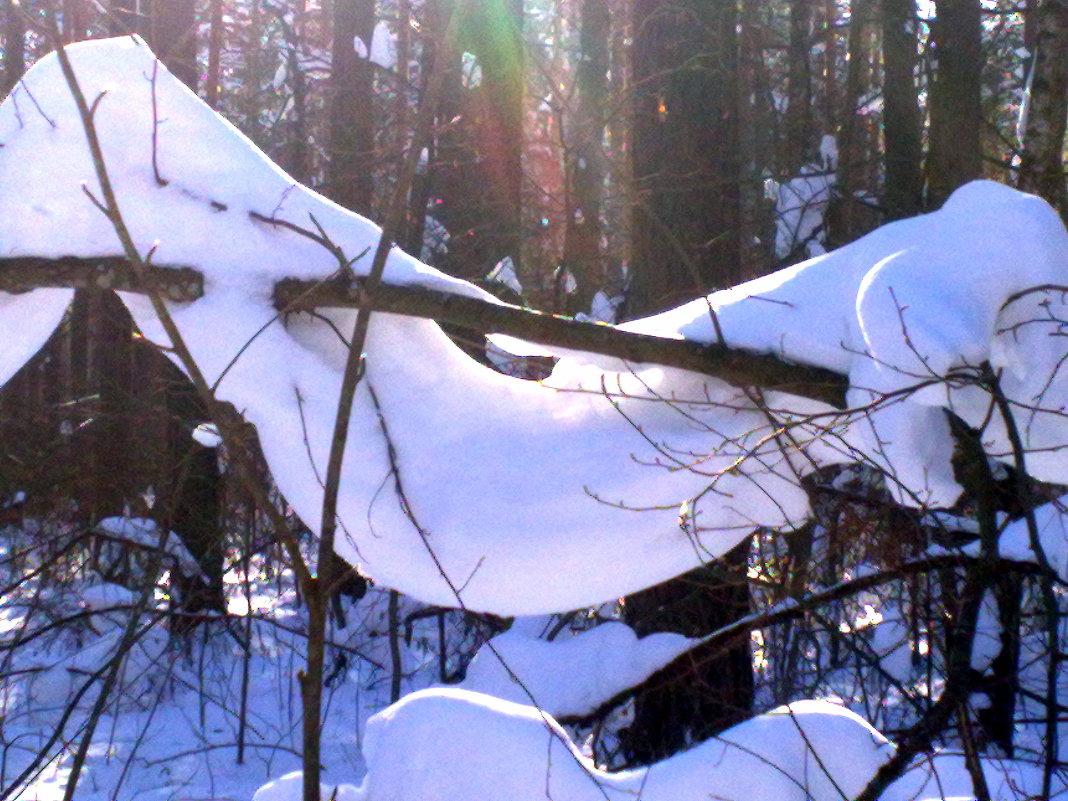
(457, 621, 694, 718)
(618, 180, 1068, 507)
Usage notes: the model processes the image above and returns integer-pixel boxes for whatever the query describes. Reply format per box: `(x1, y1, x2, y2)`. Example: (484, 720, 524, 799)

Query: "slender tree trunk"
(820, 0, 840, 131)
(1017, 0, 1068, 218)
(562, 0, 610, 313)
(277, 1, 310, 183)
(830, 0, 875, 246)
(328, 0, 377, 215)
(205, 0, 225, 109)
(244, 0, 263, 144)
(784, 0, 815, 173)
(881, 0, 924, 219)
(738, 0, 776, 276)
(926, 0, 983, 208)
(404, 0, 439, 257)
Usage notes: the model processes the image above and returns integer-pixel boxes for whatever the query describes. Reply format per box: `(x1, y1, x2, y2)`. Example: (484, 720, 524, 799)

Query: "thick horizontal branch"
(278, 279, 849, 406)
(0, 256, 849, 407)
(0, 255, 204, 303)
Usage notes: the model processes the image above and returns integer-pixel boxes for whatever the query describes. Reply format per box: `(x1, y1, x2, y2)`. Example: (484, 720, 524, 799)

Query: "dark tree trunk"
(784, 0, 815, 173)
(622, 0, 752, 764)
(562, 0, 610, 312)
(328, 0, 377, 215)
(277, 1, 310, 183)
(403, 0, 441, 258)
(62, 0, 91, 42)
(829, 0, 877, 246)
(2, 0, 26, 96)
(465, 0, 524, 280)
(926, 0, 983, 209)
(147, 0, 199, 90)
(1017, 0, 1068, 218)
(630, 0, 742, 314)
(156, 360, 225, 619)
(204, 0, 225, 109)
(109, 0, 146, 37)
(738, 0, 776, 276)
(88, 291, 132, 520)
(621, 540, 754, 763)
(880, 0, 924, 219)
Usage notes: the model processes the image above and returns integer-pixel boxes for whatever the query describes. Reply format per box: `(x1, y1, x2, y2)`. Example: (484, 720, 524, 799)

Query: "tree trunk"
(278, 1, 311, 183)
(829, 0, 876, 246)
(62, 0, 91, 42)
(926, 0, 983, 209)
(3, 0, 26, 95)
(148, 0, 199, 90)
(204, 0, 225, 109)
(1017, 0, 1068, 218)
(328, 0, 377, 215)
(562, 0, 610, 313)
(880, 0, 924, 219)
(621, 540, 754, 763)
(467, 0, 524, 281)
(154, 357, 226, 620)
(738, 0, 776, 277)
(630, 0, 742, 314)
(622, 0, 752, 763)
(784, 0, 814, 173)
(109, 0, 146, 37)
(423, 0, 524, 282)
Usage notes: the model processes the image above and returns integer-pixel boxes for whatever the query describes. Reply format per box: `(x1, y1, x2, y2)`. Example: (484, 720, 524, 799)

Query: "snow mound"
(0, 37, 808, 614)
(4, 38, 1068, 614)
(350, 689, 893, 801)
(458, 621, 693, 718)
(620, 180, 1068, 506)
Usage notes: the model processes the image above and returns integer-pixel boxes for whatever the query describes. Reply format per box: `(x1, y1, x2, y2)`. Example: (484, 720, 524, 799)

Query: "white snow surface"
(623, 179, 1068, 507)
(329, 689, 1028, 801)
(4, 38, 1068, 615)
(990, 494, 1068, 581)
(252, 687, 1038, 801)
(348, 690, 894, 801)
(0, 38, 813, 615)
(457, 621, 693, 718)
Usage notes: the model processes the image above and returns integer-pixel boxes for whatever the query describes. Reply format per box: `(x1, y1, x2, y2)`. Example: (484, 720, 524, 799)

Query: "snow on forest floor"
(1, 534, 1059, 801)
(0, 548, 433, 801)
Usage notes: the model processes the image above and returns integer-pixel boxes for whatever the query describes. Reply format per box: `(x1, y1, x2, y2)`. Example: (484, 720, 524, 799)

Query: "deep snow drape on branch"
(3, 38, 1068, 615)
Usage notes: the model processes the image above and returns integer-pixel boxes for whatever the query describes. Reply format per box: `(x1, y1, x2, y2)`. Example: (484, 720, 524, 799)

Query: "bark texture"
(926, 0, 983, 209)
(1018, 0, 1068, 218)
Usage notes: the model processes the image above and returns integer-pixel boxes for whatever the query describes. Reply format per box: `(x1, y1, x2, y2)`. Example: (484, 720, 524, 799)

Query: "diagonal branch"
(0, 255, 850, 408)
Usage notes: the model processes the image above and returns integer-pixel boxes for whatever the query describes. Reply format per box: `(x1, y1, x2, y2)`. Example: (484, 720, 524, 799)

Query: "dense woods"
(1, 1, 1068, 800)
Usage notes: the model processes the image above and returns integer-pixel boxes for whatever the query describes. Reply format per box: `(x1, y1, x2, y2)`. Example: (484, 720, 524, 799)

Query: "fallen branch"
(0, 255, 849, 408)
